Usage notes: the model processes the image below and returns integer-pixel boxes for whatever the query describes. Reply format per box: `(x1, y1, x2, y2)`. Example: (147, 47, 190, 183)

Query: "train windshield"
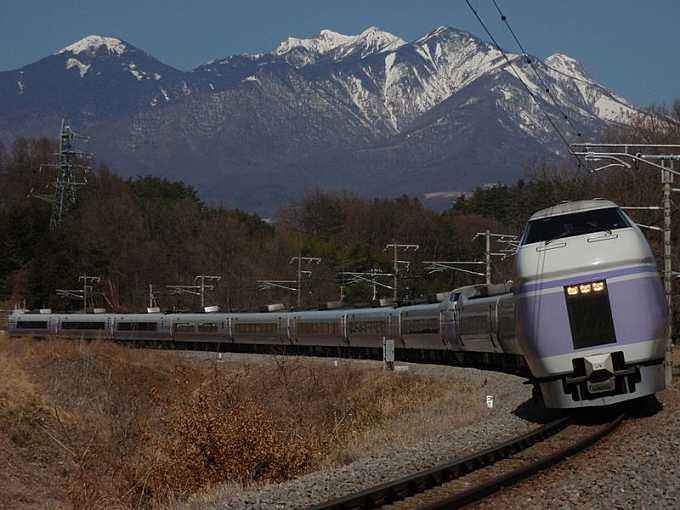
(522, 207, 631, 245)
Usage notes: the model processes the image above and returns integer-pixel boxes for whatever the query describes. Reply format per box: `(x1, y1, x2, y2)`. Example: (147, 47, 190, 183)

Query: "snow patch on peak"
(66, 57, 91, 77)
(544, 53, 590, 82)
(58, 35, 127, 56)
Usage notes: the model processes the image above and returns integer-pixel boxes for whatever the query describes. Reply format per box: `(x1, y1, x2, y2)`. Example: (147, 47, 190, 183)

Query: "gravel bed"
(473, 380, 680, 509)
(186, 360, 542, 510)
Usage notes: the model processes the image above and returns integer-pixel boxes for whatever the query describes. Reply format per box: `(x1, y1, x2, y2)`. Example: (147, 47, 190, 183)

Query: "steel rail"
(416, 412, 625, 510)
(308, 415, 572, 510)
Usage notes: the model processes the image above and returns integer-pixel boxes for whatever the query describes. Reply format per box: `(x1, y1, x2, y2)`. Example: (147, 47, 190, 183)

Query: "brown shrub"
(0, 338, 469, 509)
(141, 383, 314, 501)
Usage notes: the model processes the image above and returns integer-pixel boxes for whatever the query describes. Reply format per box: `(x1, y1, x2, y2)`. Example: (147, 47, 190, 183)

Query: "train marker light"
(579, 283, 592, 294)
(593, 281, 605, 292)
(567, 286, 579, 296)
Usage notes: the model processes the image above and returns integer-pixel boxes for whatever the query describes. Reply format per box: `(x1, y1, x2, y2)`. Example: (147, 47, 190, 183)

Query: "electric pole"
(572, 142, 680, 385)
(663, 159, 674, 386)
(385, 243, 419, 301)
(167, 275, 221, 311)
(195, 275, 222, 309)
(56, 274, 100, 312)
(338, 270, 394, 302)
(289, 255, 321, 307)
(80, 275, 100, 313)
(472, 232, 518, 284)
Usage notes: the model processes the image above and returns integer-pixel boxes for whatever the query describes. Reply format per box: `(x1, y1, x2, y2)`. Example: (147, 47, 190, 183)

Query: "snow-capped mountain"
(273, 26, 406, 66)
(0, 27, 638, 213)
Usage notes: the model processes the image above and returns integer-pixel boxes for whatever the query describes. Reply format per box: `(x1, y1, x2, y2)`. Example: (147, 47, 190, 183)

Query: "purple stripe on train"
(517, 274, 667, 358)
(518, 264, 657, 294)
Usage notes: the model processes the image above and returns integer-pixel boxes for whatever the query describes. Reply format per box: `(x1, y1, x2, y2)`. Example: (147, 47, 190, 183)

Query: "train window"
(523, 207, 630, 245)
(175, 322, 195, 332)
(297, 321, 339, 336)
(349, 319, 386, 335)
(197, 322, 218, 333)
(403, 318, 439, 335)
(233, 322, 278, 334)
(61, 321, 106, 330)
(564, 283, 616, 349)
(460, 314, 488, 335)
(117, 322, 158, 332)
(17, 321, 48, 329)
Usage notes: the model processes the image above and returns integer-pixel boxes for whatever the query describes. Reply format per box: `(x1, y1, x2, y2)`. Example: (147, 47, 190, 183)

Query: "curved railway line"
(310, 411, 625, 510)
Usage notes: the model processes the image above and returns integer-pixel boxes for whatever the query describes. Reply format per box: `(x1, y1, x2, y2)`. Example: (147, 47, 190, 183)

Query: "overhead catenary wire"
(463, 0, 580, 165)
(490, 0, 582, 138)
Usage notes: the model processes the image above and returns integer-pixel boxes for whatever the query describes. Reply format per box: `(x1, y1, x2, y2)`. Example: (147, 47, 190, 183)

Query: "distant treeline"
(1, 101, 678, 312)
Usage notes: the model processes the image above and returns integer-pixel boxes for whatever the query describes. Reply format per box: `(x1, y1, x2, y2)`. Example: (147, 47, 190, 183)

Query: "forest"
(1, 102, 679, 316)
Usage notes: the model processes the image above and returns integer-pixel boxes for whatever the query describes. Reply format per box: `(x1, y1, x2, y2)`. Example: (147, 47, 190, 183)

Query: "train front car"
(515, 199, 667, 408)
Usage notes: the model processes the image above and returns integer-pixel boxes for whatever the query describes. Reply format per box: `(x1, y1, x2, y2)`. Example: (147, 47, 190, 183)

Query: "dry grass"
(0, 337, 487, 509)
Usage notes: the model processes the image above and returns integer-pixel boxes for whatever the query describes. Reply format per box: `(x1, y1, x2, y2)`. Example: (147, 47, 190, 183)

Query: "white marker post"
(486, 395, 494, 409)
(383, 337, 395, 371)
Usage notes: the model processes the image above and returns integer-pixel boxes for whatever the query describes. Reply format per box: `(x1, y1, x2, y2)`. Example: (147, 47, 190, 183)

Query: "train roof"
(456, 282, 512, 300)
(529, 199, 619, 221)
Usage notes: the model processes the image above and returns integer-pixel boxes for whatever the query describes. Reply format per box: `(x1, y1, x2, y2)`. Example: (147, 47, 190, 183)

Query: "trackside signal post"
(572, 143, 680, 385)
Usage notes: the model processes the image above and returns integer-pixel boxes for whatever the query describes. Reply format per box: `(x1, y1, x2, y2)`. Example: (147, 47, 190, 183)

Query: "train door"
(458, 299, 493, 350)
(342, 314, 349, 344)
(107, 316, 114, 338)
(488, 299, 500, 352)
(226, 317, 233, 341)
(287, 316, 297, 344)
(438, 309, 447, 346)
(452, 301, 464, 347)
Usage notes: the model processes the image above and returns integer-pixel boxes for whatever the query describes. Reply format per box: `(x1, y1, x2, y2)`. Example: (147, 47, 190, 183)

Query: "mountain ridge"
(0, 27, 639, 213)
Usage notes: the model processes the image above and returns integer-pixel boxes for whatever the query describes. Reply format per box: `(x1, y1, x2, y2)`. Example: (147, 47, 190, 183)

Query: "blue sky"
(1, 0, 677, 106)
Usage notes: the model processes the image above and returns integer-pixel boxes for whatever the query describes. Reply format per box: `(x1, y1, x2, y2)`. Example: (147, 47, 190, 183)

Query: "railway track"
(310, 411, 625, 510)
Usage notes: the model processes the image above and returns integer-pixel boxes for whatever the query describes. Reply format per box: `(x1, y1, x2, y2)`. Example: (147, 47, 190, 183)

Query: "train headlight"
(564, 280, 607, 298)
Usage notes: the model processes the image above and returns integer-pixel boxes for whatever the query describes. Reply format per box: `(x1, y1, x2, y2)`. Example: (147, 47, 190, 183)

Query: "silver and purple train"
(8, 199, 668, 408)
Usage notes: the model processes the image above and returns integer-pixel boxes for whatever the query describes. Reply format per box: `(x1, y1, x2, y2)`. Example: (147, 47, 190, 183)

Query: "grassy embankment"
(0, 336, 491, 509)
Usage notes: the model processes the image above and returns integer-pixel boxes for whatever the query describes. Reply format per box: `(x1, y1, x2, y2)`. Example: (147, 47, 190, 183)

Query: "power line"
(463, 0, 579, 164)
(490, 0, 582, 138)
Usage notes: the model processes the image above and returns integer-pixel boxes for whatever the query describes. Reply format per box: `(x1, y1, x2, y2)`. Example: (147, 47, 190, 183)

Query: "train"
(8, 199, 668, 409)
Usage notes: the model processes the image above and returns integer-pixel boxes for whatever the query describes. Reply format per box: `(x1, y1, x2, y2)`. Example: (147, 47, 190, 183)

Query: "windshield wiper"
(545, 228, 615, 246)
(544, 232, 572, 246)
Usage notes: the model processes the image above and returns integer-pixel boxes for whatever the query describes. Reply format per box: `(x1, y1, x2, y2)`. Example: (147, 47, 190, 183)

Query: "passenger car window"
(522, 207, 630, 245)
